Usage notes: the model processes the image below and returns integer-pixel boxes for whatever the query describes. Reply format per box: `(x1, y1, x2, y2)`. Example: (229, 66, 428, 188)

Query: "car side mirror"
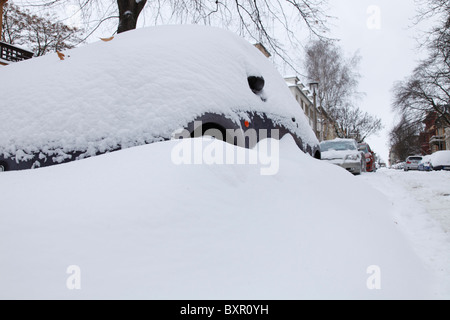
(248, 76, 265, 94)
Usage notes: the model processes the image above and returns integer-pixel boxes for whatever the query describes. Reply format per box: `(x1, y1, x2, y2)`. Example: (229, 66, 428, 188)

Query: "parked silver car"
(320, 139, 365, 175)
(404, 156, 423, 171)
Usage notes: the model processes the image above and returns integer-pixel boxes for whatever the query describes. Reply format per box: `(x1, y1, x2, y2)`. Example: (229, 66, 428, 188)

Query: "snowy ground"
(0, 137, 449, 299)
(359, 169, 450, 290)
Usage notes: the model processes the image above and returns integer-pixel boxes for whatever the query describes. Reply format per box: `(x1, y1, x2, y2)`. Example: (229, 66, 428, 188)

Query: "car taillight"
(407, 161, 411, 164)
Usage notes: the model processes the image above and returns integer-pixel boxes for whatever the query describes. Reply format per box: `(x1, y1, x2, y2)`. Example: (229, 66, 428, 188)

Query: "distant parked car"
(429, 150, 450, 171)
(404, 156, 423, 171)
(320, 139, 365, 175)
(391, 162, 405, 170)
(358, 142, 376, 172)
(418, 155, 432, 172)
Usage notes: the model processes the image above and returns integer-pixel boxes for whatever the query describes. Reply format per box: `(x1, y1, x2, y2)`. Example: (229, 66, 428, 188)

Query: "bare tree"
(1, 0, 27, 43)
(334, 104, 383, 143)
(415, 0, 449, 28)
(389, 116, 422, 161)
(392, 61, 450, 127)
(304, 40, 362, 116)
(390, 1, 449, 161)
(393, 0, 450, 127)
(2, 1, 83, 56)
(304, 40, 383, 141)
(16, 0, 330, 71)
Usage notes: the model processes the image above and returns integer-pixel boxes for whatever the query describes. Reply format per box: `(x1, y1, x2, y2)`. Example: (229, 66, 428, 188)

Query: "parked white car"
(404, 156, 423, 171)
(320, 139, 365, 175)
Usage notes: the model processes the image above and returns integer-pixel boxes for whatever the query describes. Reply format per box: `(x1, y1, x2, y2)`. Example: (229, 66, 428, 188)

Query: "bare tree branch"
(15, 0, 331, 74)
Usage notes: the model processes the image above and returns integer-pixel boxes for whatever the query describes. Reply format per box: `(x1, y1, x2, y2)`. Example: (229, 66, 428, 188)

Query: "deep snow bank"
(0, 137, 443, 299)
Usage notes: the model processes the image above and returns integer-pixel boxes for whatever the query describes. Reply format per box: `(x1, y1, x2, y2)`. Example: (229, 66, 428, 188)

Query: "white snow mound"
(0, 136, 444, 299)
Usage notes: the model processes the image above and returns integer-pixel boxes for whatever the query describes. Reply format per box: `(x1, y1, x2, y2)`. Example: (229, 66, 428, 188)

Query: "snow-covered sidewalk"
(359, 169, 450, 296)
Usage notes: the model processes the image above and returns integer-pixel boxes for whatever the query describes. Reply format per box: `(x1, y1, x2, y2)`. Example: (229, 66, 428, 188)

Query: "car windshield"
(358, 145, 369, 153)
(320, 140, 356, 152)
(408, 157, 422, 161)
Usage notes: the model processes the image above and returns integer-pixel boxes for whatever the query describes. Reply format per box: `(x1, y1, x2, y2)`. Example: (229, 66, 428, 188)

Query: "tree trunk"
(0, 0, 8, 41)
(117, 0, 147, 34)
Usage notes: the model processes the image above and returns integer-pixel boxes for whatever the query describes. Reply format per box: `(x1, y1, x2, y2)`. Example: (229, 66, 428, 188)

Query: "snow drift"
(0, 136, 445, 299)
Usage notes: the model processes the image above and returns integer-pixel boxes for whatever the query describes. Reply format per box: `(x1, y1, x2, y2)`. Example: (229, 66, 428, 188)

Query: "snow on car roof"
(0, 25, 317, 159)
(321, 138, 356, 142)
(430, 150, 450, 166)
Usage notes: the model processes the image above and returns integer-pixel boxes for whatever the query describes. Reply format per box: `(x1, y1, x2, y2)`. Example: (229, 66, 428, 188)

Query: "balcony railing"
(0, 41, 34, 63)
(429, 135, 445, 145)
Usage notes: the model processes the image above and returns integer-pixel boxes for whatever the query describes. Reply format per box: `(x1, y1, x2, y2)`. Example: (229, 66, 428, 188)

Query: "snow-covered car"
(320, 138, 365, 175)
(418, 155, 432, 171)
(429, 150, 450, 171)
(358, 142, 376, 172)
(0, 25, 320, 172)
(404, 156, 423, 171)
(392, 162, 405, 170)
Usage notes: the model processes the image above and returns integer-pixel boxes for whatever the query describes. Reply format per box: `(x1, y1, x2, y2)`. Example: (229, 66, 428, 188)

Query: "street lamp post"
(309, 82, 319, 140)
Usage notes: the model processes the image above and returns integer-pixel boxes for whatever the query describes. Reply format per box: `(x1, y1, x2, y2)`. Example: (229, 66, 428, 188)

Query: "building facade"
(285, 76, 319, 138)
(317, 106, 336, 142)
(419, 111, 449, 154)
(285, 75, 337, 142)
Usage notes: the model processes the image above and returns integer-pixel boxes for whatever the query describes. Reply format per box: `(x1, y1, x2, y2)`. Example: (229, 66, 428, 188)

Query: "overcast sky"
(328, 0, 430, 163)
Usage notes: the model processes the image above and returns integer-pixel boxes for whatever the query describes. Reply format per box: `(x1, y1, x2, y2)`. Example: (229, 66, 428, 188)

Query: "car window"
(321, 141, 357, 152)
(408, 157, 423, 161)
(358, 145, 368, 153)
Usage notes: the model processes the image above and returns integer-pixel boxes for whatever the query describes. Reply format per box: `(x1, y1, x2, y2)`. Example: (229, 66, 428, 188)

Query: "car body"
(358, 142, 376, 172)
(404, 156, 423, 171)
(429, 150, 450, 171)
(320, 138, 364, 175)
(418, 155, 432, 171)
(0, 25, 320, 172)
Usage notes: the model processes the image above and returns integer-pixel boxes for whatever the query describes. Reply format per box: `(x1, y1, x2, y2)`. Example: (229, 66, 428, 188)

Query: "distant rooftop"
(253, 43, 271, 58)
